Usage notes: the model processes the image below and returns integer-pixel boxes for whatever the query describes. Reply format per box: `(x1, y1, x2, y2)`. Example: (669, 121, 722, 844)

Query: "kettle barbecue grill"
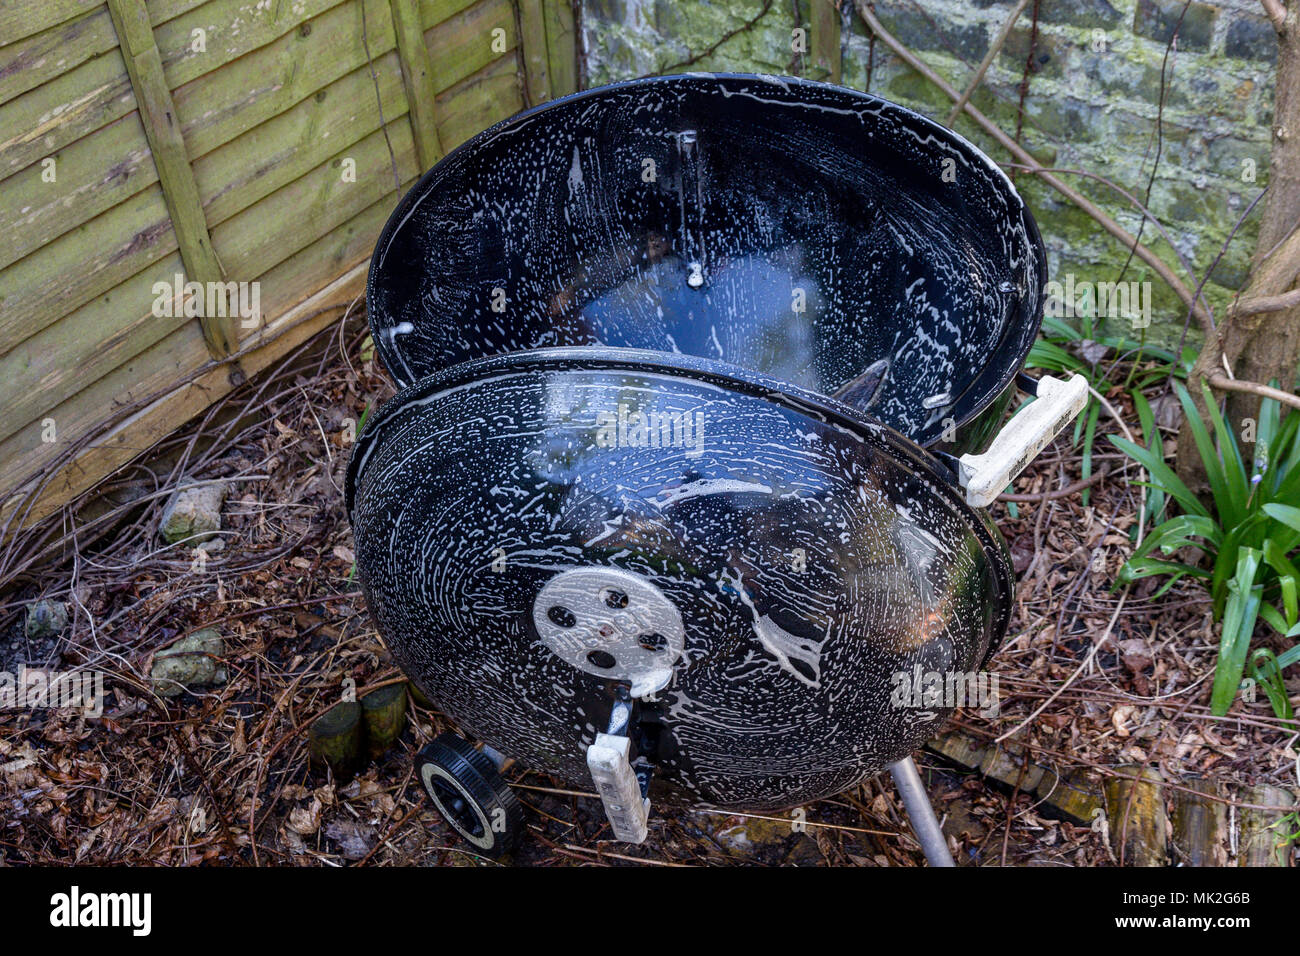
(346, 74, 1087, 864)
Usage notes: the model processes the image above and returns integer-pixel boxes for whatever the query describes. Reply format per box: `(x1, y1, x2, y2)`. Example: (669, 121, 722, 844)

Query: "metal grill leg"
(888, 756, 956, 867)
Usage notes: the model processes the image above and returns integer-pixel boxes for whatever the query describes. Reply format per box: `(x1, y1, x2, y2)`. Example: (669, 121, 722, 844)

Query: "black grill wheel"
(416, 733, 523, 859)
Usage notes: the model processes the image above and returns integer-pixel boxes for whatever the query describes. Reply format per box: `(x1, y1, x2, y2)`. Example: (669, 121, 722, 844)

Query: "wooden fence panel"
(0, 0, 574, 528)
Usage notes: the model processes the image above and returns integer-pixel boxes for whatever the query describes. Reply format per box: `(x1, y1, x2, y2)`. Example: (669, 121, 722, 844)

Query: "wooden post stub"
(1237, 785, 1296, 867)
(1170, 777, 1228, 866)
(309, 700, 363, 779)
(361, 683, 409, 758)
(1104, 765, 1168, 867)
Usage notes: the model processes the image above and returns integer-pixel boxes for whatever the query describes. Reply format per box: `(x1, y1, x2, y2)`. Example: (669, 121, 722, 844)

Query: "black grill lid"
(366, 73, 1046, 447)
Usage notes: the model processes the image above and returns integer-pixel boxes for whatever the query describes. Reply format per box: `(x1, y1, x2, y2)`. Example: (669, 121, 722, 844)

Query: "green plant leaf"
(1118, 556, 1211, 582)
(1174, 383, 1236, 527)
(1108, 434, 1209, 518)
(1040, 315, 1082, 340)
(1256, 395, 1280, 474)
(1130, 390, 1165, 523)
(1129, 515, 1222, 562)
(1081, 401, 1100, 506)
(1199, 381, 1250, 519)
(1210, 547, 1263, 716)
(1263, 503, 1300, 534)
(1262, 540, 1300, 626)
(1281, 576, 1298, 630)
(1027, 338, 1084, 374)
(1275, 645, 1300, 669)
(1208, 518, 1265, 615)
(1249, 648, 1295, 723)
(1259, 602, 1300, 639)
(1270, 410, 1300, 491)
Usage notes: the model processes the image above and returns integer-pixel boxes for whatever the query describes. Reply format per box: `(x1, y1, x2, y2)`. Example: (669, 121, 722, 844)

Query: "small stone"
(874, 4, 990, 60)
(1037, 0, 1122, 30)
(150, 628, 226, 697)
(159, 482, 226, 544)
(1133, 0, 1215, 53)
(24, 601, 69, 641)
(999, 28, 1069, 81)
(1225, 14, 1276, 61)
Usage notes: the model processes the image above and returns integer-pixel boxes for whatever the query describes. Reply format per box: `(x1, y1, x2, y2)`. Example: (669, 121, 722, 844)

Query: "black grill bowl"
(366, 73, 1045, 451)
(347, 349, 1011, 810)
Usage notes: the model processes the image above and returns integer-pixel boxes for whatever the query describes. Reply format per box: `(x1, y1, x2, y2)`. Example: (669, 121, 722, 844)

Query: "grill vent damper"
(347, 75, 1087, 862)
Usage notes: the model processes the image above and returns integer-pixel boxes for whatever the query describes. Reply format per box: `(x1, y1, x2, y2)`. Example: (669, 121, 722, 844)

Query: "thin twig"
(1207, 373, 1300, 410)
(998, 465, 1110, 502)
(1000, 163, 1203, 291)
(946, 0, 1030, 125)
(1115, 1, 1190, 286)
(995, 584, 1132, 743)
(359, 0, 401, 192)
(1010, 0, 1041, 180)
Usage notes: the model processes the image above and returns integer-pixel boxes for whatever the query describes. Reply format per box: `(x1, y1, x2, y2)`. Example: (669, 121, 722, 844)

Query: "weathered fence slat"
(925, 728, 1104, 824)
(0, 0, 103, 48)
(171, 0, 399, 160)
(0, 113, 155, 274)
(542, 0, 577, 98)
(0, 186, 176, 362)
(145, 0, 211, 28)
(518, 0, 552, 106)
(421, 0, 518, 97)
(389, 0, 445, 169)
(152, 0, 343, 93)
(433, 51, 523, 151)
(0, 52, 136, 182)
(193, 53, 408, 228)
(105, 0, 234, 358)
(0, 7, 118, 109)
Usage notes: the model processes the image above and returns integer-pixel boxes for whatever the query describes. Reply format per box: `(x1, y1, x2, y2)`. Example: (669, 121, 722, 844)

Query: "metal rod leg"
(888, 756, 955, 867)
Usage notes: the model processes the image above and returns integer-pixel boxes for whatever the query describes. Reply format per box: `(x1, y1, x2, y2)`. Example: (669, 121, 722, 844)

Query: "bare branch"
(1003, 162, 1202, 284)
(946, 0, 1031, 125)
(1260, 0, 1287, 32)
(1231, 286, 1300, 316)
(853, 0, 1216, 335)
(997, 465, 1111, 502)
(1207, 373, 1300, 410)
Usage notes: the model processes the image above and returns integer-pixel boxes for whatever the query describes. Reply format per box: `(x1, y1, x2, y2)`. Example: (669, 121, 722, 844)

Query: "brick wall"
(582, 0, 1279, 348)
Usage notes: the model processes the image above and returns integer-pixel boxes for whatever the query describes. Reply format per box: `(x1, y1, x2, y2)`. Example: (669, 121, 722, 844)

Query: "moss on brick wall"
(582, 0, 1278, 349)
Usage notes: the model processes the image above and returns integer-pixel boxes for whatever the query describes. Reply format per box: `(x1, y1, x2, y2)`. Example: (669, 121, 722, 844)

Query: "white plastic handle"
(957, 373, 1089, 508)
(587, 733, 650, 843)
